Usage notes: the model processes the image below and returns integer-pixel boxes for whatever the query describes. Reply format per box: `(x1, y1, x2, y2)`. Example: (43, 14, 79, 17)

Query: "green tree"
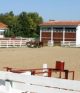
(4, 29, 14, 37)
(28, 12, 43, 36)
(0, 11, 18, 37)
(17, 12, 29, 37)
(0, 11, 43, 38)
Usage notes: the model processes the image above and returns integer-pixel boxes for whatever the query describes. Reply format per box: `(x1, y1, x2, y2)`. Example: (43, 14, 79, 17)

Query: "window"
(53, 27, 63, 32)
(65, 27, 76, 32)
(41, 27, 52, 32)
(0, 31, 4, 35)
(47, 27, 52, 31)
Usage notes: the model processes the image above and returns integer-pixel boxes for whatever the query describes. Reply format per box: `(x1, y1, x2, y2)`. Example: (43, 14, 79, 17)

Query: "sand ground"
(0, 46, 80, 80)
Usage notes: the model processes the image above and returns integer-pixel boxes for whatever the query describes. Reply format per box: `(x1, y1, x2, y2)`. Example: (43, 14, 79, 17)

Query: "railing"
(0, 38, 35, 48)
(0, 71, 80, 93)
(61, 41, 76, 47)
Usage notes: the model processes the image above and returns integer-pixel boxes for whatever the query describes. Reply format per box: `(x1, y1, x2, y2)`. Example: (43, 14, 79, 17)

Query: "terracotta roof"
(40, 20, 80, 26)
(0, 22, 8, 29)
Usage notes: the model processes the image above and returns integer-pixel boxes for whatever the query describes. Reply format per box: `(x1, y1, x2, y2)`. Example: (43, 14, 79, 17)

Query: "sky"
(0, 0, 80, 21)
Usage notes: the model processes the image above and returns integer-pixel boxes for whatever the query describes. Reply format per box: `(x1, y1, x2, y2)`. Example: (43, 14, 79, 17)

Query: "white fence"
(61, 41, 76, 47)
(0, 38, 35, 48)
(0, 71, 80, 93)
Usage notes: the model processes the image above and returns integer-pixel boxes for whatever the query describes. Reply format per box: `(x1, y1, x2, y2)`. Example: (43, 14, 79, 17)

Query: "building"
(0, 22, 8, 38)
(40, 20, 80, 46)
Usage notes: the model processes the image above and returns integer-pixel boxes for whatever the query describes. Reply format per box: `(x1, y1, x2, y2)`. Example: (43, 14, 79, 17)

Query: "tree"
(0, 11, 18, 37)
(4, 29, 14, 37)
(17, 12, 43, 37)
(28, 12, 43, 36)
(0, 11, 43, 38)
(17, 12, 29, 37)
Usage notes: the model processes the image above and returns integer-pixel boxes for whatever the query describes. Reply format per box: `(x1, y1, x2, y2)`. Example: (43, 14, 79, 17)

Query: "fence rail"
(61, 41, 76, 47)
(0, 38, 35, 48)
(0, 71, 80, 93)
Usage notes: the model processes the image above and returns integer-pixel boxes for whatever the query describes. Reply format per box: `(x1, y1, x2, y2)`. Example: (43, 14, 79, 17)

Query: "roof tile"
(40, 20, 80, 26)
(0, 22, 8, 29)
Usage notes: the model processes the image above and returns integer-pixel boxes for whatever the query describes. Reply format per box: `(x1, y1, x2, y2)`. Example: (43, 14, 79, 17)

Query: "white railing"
(61, 41, 76, 47)
(0, 38, 35, 48)
(0, 71, 80, 93)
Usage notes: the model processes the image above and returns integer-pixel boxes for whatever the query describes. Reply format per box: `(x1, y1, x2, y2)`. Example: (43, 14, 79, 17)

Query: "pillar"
(40, 27, 42, 42)
(63, 27, 65, 44)
(50, 27, 54, 46)
(76, 25, 80, 47)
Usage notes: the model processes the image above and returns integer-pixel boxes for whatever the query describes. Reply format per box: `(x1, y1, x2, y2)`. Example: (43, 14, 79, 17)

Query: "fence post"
(7, 40, 8, 48)
(20, 38, 22, 47)
(48, 69, 52, 77)
(13, 40, 15, 47)
(65, 70, 68, 79)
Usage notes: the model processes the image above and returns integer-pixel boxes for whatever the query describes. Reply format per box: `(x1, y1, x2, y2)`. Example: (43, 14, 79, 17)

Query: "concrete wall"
(76, 25, 80, 46)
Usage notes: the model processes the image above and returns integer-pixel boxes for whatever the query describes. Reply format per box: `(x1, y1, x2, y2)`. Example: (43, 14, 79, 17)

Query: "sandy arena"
(0, 46, 80, 80)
